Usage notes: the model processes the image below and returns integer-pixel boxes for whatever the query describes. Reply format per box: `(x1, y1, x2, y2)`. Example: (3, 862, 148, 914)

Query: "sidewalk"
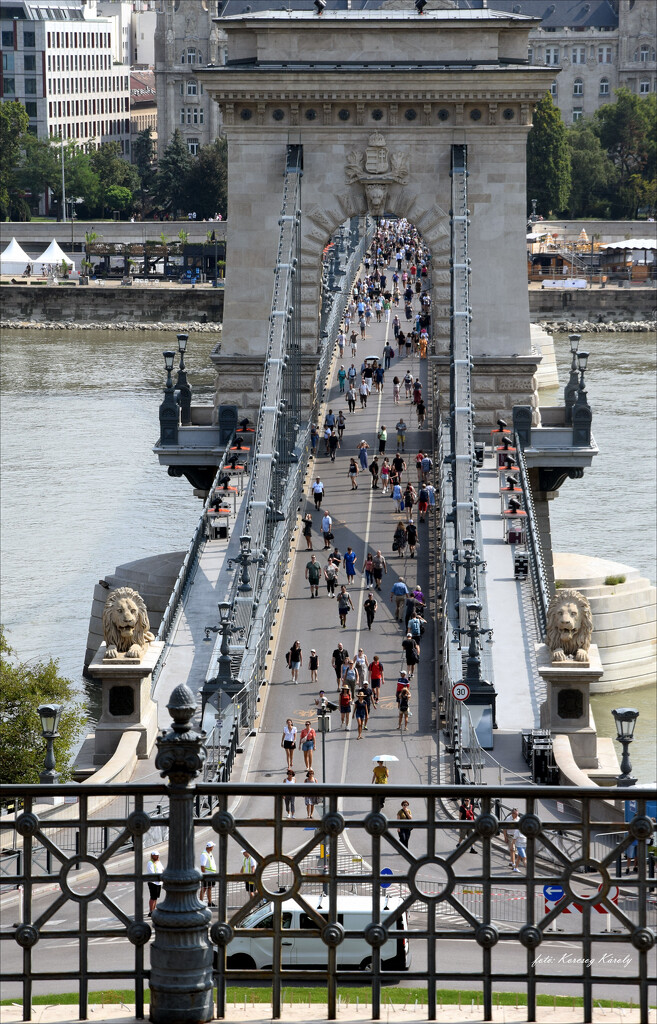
(0, 1003, 649, 1024)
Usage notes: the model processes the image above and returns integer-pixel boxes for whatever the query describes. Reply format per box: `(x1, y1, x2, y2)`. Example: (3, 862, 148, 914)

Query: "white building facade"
(0, 0, 131, 154)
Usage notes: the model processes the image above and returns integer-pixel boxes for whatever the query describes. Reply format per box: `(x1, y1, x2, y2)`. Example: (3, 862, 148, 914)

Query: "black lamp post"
(611, 707, 639, 787)
(572, 350, 592, 446)
(159, 350, 179, 445)
(175, 332, 192, 426)
(38, 703, 63, 784)
(202, 601, 244, 703)
(228, 535, 262, 593)
(564, 333, 580, 425)
(453, 602, 497, 729)
(451, 536, 486, 598)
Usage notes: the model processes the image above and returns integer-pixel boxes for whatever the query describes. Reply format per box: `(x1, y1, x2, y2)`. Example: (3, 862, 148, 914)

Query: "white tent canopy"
(598, 238, 657, 251)
(34, 238, 74, 271)
(0, 236, 33, 275)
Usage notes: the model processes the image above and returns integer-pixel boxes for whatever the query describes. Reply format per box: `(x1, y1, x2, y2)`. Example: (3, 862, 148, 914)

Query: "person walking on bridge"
(364, 589, 378, 630)
(391, 577, 409, 619)
(322, 511, 332, 549)
(372, 550, 387, 591)
(337, 585, 354, 629)
(306, 554, 321, 599)
(312, 477, 324, 510)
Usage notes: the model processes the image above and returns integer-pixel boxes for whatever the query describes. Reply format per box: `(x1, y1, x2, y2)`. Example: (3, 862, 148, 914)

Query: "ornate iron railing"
(514, 435, 552, 640)
(1, 773, 654, 1024)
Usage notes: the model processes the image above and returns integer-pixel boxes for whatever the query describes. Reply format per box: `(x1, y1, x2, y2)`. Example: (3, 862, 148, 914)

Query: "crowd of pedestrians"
(273, 218, 435, 845)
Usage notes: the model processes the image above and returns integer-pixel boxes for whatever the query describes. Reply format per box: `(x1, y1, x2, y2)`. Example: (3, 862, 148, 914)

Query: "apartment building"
(0, 0, 131, 153)
(471, 0, 656, 124)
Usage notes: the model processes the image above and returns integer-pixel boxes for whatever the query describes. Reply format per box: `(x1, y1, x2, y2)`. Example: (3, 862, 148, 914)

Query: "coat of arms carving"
(345, 133, 409, 216)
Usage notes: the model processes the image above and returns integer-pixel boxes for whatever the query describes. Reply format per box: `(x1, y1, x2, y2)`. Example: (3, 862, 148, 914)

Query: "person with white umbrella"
(371, 754, 398, 808)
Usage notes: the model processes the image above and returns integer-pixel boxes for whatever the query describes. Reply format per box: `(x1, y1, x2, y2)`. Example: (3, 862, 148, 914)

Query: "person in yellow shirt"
(372, 760, 389, 808)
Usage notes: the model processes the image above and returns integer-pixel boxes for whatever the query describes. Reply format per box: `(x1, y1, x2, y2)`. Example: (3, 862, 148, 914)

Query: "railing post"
(150, 683, 213, 1024)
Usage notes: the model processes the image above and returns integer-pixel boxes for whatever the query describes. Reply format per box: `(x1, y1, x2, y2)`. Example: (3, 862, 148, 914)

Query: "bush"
(604, 575, 626, 586)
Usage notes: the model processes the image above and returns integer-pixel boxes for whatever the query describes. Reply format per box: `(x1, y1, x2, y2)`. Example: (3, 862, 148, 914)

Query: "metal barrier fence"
(200, 215, 372, 772)
(1, 758, 654, 1023)
(436, 145, 495, 781)
(514, 435, 552, 640)
(151, 441, 236, 685)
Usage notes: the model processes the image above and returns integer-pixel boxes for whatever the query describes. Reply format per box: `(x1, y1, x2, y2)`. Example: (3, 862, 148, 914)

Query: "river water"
(1, 328, 654, 779)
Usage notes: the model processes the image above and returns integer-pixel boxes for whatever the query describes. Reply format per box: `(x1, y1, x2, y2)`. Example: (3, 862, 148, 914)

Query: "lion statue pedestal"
(88, 587, 160, 764)
(89, 640, 162, 763)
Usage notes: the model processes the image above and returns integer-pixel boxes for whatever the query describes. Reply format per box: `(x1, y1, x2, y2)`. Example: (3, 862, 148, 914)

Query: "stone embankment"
(0, 318, 222, 332)
(533, 318, 656, 334)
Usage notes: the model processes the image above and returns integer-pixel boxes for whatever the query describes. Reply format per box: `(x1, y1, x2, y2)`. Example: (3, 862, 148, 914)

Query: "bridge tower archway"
(199, 8, 553, 422)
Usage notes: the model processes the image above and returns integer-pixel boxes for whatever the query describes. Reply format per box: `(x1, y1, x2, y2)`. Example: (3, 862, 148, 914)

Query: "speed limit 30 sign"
(452, 682, 471, 701)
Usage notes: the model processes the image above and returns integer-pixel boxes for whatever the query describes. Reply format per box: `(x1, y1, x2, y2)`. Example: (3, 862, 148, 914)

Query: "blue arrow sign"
(380, 867, 393, 890)
(543, 885, 564, 902)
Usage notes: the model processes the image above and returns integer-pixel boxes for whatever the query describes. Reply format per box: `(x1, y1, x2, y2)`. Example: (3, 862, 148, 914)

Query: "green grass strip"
(1, 988, 647, 1009)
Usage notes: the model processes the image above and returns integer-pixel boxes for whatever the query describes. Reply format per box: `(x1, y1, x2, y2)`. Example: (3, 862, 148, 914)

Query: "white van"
(225, 895, 410, 972)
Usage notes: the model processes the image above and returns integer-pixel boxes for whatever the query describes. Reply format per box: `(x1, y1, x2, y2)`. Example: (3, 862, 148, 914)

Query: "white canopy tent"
(598, 238, 656, 265)
(0, 237, 34, 276)
(598, 238, 656, 250)
(34, 239, 75, 273)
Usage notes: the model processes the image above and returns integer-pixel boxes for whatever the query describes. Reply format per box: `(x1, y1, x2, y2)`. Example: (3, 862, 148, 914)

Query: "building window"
(640, 45, 652, 62)
(572, 108, 583, 122)
(25, 78, 37, 95)
(24, 54, 37, 71)
(3, 77, 16, 94)
(186, 79, 197, 96)
(187, 137, 199, 155)
(545, 46, 559, 66)
(25, 101, 37, 117)
(639, 80, 651, 94)
(598, 45, 612, 64)
(550, 80, 558, 98)
(23, 30, 35, 48)
(527, 46, 533, 63)
(181, 47, 202, 64)
(599, 77, 610, 95)
(573, 78, 583, 96)
(2, 30, 14, 47)
(2, 52, 14, 72)
(572, 47, 586, 65)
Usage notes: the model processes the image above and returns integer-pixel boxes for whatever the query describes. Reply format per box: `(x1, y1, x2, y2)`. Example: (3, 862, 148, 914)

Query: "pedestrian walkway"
(234, 252, 441, 846)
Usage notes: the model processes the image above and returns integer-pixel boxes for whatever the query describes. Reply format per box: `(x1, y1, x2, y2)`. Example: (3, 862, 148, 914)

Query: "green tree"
(566, 125, 617, 218)
(14, 134, 60, 208)
(182, 137, 227, 220)
(0, 628, 87, 790)
(154, 129, 192, 217)
(526, 93, 571, 218)
(105, 183, 133, 215)
(0, 101, 29, 218)
(133, 126, 156, 215)
(593, 89, 657, 216)
(90, 142, 139, 216)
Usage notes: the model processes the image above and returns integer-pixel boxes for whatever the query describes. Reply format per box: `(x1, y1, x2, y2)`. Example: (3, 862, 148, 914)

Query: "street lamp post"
(227, 535, 263, 593)
(38, 704, 63, 784)
(159, 350, 179, 445)
(175, 333, 192, 426)
(202, 602, 244, 705)
(571, 350, 592, 447)
(611, 707, 639, 787)
(452, 602, 497, 729)
(564, 333, 580, 425)
(451, 536, 486, 599)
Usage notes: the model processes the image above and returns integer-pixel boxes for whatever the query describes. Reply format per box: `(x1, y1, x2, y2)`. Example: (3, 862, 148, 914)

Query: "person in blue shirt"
(390, 578, 409, 621)
(343, 547, 358, 583)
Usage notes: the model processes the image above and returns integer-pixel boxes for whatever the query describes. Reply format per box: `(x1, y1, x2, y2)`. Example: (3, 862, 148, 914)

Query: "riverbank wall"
(528, 286, 656, 320)
(0, 283, 224, 325)
(0, 282, 654, 327)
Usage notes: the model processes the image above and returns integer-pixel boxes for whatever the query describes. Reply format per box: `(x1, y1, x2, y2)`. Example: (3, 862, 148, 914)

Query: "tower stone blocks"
(199, 10, 553, 420)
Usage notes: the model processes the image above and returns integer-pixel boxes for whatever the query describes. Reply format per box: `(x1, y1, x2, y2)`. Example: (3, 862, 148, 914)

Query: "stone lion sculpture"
(546, 588, 593, 663)
(102, 587, 154, 660)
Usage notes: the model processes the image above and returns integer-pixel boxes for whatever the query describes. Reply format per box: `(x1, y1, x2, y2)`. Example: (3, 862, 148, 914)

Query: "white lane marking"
(338, 317, 390, 794)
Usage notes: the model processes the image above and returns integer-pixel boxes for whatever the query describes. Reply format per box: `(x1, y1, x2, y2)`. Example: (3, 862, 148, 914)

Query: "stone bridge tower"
(198, 8, 554, 420)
